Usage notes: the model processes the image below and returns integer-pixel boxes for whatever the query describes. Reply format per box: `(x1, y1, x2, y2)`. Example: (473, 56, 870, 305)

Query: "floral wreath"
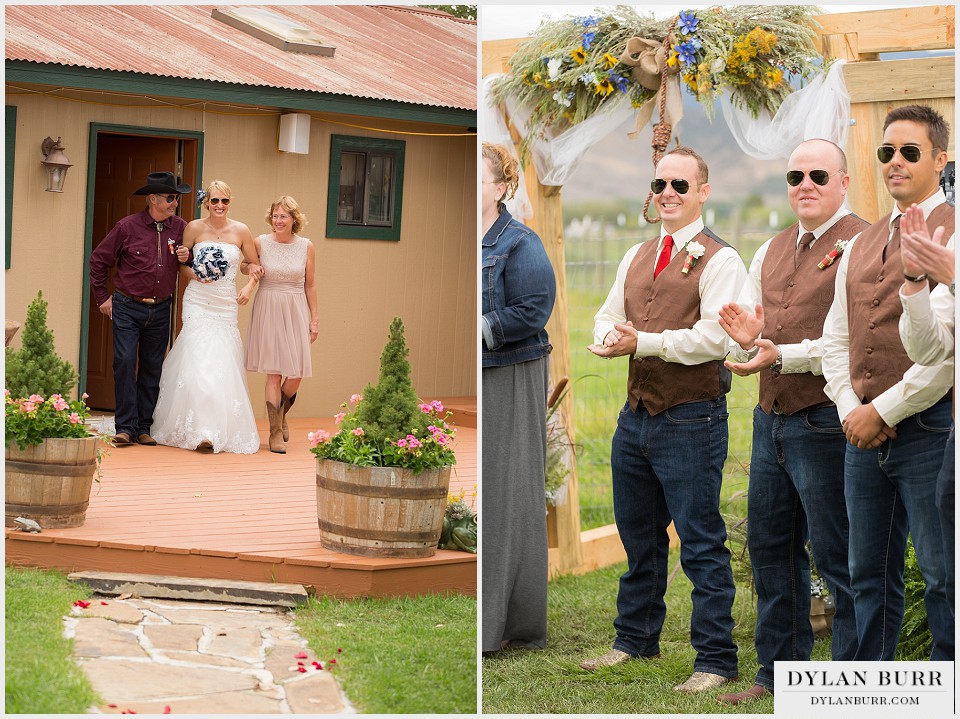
(490, 5, 826, 222)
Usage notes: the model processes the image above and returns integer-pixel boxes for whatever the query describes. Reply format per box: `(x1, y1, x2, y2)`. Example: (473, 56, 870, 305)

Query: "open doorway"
(83, 131, 199, 410)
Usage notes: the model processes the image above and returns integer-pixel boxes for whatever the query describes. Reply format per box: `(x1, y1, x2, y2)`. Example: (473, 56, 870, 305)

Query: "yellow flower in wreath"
(603, 52, 619, 70)
(572, 47, 586, 65)
(594, 78, 615, 96)
(764, 67, 784, 89)
(682, 73, 698, 92)
(747, 26, 778, 55)
(666, 50, 679, 68)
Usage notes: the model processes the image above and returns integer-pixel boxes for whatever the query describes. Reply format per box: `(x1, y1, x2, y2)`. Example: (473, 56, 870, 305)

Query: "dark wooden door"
(84, 135, 180, 410)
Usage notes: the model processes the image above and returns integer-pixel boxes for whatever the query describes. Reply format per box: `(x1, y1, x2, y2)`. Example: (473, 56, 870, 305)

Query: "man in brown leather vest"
(583, 147, 747, 693)
(715, 139, 869, 704)
(822, 104, 954, 661)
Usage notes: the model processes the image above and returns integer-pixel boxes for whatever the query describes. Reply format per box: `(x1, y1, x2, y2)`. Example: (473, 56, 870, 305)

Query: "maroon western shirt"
(89, 208, 188, 307)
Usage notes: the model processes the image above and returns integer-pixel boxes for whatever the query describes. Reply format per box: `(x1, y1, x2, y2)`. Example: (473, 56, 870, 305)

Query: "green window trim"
(5, 105, 16, 269)
(326, 135, 405, 241)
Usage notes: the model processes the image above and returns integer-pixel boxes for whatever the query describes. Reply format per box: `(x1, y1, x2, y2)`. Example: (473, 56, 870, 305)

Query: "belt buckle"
(772, 402, 785, 415)
(141, 297, 157, 305)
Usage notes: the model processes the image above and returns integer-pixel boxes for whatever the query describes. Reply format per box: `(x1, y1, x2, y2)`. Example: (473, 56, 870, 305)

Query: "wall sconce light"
(41, 136, 73, 193)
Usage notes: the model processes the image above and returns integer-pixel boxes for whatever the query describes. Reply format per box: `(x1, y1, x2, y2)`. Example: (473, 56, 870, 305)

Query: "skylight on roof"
(212, 7, 335, 56)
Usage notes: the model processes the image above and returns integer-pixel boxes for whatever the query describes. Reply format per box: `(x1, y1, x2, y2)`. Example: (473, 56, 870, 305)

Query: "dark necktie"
(883, 215, 901, 263)
(795, 232, 814, 268)
(654, 235, 673, 279)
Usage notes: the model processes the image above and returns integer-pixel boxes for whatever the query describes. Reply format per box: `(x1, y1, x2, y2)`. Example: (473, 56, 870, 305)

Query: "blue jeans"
(845, 398, 953, 660)
(938, 425, 955, 618)
(610, 397, 738, 677)
(748, 404, 856, 690)
(111, 292, 171, 437)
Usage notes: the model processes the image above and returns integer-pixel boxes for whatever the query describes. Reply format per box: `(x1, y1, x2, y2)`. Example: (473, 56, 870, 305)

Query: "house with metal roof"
(5, 4, 477, 417)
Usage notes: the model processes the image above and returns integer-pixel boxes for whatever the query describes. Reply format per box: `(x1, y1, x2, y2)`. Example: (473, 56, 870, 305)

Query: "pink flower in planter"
(434, 433, 448, 446)
(82, 393, 89, 399)
(53, 398, 69, 411)
(21, 401, 37, 413)
(69, 413, 82, 424)
(308, 430, 330, 448)
(28, 394, 44, 403)
(334, 412, 345, 425)
(350, 394, 363, 405)
(430, 400, 444, 413)
(352, 427, 365, 437)
(406, 435, 422, 449)
(396, 438, 408, 448)
(419, 402, 431, 413)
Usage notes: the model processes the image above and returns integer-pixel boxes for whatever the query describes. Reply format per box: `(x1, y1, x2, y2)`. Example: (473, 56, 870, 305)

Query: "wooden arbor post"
(815, 5, 955, 221)
(482, 40, 584, 577)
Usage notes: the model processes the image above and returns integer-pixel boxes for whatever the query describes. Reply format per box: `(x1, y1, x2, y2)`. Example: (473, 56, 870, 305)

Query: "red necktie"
(654, 234, 674, 278)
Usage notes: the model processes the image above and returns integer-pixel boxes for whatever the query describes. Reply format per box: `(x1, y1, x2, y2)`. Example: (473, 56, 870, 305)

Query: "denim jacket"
(482, 208, 556, 368)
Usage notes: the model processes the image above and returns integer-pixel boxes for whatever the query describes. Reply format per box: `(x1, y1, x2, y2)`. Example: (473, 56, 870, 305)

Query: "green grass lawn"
(295, 592, 477, 714)
(6, 566, 101, 714)
(6, 566, 476, 715)
(482, 557, 832, 714)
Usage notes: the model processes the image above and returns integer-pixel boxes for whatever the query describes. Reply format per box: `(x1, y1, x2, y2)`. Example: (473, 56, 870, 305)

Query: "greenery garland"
(491, 5, 826, 148)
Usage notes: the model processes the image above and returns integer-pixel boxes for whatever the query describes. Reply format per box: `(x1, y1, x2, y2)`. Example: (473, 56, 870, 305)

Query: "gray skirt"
(481, 354, 549, 651)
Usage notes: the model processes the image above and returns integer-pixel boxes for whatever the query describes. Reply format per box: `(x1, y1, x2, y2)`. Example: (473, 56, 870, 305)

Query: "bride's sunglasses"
(651, 178, 690, 195)
(785, 170, 838, 187)
(209, 197, 231, 205)
(876, 145, 933, 164)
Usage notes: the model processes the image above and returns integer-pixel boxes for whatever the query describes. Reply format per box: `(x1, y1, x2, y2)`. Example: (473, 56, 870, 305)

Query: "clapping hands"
(900, 204, 953, 285)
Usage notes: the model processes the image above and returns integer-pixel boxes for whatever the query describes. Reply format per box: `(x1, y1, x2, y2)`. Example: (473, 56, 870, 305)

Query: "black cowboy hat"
(132, 171, 192, 196)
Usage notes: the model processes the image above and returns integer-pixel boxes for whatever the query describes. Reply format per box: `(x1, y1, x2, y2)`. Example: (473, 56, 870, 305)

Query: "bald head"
(786, 139, 850, 230)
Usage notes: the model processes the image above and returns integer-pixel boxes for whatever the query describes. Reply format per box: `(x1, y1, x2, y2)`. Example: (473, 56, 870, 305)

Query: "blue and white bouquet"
(193, 245, 229, 281)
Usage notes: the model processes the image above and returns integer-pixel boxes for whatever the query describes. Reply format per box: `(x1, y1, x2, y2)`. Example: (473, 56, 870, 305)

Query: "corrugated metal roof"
(5, 4, 477, 112)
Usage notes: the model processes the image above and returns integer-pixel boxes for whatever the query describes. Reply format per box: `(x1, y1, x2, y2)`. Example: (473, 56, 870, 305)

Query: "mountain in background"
(561, 96, 788, 206)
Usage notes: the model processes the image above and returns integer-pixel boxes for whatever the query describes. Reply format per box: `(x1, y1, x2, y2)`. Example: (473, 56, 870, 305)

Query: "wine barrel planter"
(5, 435, 100, 528)
(316, 459, 451, 558)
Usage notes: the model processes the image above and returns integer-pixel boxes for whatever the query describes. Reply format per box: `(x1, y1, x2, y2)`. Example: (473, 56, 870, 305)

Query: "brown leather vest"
(624, 228, 734, 415)
(759, 213, 871, 414)
(847, 201, 955, 402)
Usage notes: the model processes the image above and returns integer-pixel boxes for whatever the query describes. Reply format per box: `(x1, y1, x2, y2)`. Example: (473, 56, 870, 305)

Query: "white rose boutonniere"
(681, 241, 706, 275)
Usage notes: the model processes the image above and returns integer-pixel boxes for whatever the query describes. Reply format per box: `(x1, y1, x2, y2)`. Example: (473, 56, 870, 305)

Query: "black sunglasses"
(209, 197, 231, 205)
(876, 145, 934, 164)
(651, 178, 690, 195)
(156, 194, 177, 203)
(786, 170, 838, 187)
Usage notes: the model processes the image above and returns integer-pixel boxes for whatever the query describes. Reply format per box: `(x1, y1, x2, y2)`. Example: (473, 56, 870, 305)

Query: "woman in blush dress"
(150, 180, 263, 454)
(243, 195, 318, 454)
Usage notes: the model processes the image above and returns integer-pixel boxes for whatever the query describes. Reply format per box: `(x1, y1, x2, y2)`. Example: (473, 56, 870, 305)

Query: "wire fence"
(564, 221, 769, 530)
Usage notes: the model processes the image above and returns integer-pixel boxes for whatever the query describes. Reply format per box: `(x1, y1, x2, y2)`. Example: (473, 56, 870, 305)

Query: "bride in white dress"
(151, 180, 264, 454)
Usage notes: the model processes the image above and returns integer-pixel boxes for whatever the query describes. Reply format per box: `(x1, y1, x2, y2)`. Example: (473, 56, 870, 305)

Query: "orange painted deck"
(5, 399, 477, 598)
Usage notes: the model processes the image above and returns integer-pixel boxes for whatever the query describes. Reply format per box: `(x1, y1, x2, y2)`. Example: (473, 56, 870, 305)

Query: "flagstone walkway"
(65, 596, 352, 714)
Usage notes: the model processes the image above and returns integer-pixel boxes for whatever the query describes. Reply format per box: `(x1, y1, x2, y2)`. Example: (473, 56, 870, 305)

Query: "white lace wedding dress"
(151, 241, 260, 454)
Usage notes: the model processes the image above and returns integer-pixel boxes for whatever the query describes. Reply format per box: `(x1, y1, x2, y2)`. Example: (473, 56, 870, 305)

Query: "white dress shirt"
(728, 206, 855, 373)
(821, 188, 954, 426)
(593, 217, 748, 363)
(899, 234, 956, 365)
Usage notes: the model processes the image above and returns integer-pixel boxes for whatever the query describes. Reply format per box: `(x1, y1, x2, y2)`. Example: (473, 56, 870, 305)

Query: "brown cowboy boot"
(280, 391, 297, 442)
(266, 401, 285, 454)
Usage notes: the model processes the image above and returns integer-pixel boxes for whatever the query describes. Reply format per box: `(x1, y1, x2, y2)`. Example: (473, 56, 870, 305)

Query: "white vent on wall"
(212, 7, 335, 56)
(279, 114, 310, 154)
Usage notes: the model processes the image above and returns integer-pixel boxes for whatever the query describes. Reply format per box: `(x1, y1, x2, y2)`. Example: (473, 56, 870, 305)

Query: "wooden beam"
(482, 38, 523, 77)
(843, 56, 955, 103)
(813, 4, 954, 53)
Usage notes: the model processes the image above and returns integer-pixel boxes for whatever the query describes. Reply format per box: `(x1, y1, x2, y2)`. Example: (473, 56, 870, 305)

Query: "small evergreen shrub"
(6, 291, 77, 398)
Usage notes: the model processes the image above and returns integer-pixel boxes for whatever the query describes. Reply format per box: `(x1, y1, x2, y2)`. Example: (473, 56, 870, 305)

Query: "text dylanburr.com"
(774, 661, 955, 717)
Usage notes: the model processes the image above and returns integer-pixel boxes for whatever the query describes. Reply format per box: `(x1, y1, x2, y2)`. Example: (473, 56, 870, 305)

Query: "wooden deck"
(5, 399, 476, 598)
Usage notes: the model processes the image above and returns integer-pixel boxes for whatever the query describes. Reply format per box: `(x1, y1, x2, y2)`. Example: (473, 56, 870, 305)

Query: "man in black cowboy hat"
(89, 171, 193, 446)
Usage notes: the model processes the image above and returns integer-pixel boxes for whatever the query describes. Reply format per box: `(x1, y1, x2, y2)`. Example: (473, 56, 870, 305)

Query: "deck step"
(67, 571, 309, 607)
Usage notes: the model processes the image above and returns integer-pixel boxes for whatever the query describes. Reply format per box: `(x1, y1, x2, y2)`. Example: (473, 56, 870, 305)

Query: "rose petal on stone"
(294, 651, 308, 659)
(163, 707, 171, 714)
(101, 601, 109, 605)
(298, 666, 307, 673)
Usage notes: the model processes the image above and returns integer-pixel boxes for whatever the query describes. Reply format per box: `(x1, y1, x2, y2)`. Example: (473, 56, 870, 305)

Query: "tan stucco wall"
(5, 89, 477, 419)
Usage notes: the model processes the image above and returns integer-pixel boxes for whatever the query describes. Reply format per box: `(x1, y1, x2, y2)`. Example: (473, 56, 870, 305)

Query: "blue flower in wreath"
(678, 10, 700, 36)
(192, 245, 229, 282)
(676, 39, 700, 66)
(196, 189, 207, 207)
(582, 30, 596, 51)
(608, 70, 630, 94)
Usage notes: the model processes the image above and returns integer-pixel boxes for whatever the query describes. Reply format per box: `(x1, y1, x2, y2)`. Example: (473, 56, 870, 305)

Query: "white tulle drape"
(721, 60, 850, 160)
(483, 60, 851, 188)
(480, 74, 534, 221)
